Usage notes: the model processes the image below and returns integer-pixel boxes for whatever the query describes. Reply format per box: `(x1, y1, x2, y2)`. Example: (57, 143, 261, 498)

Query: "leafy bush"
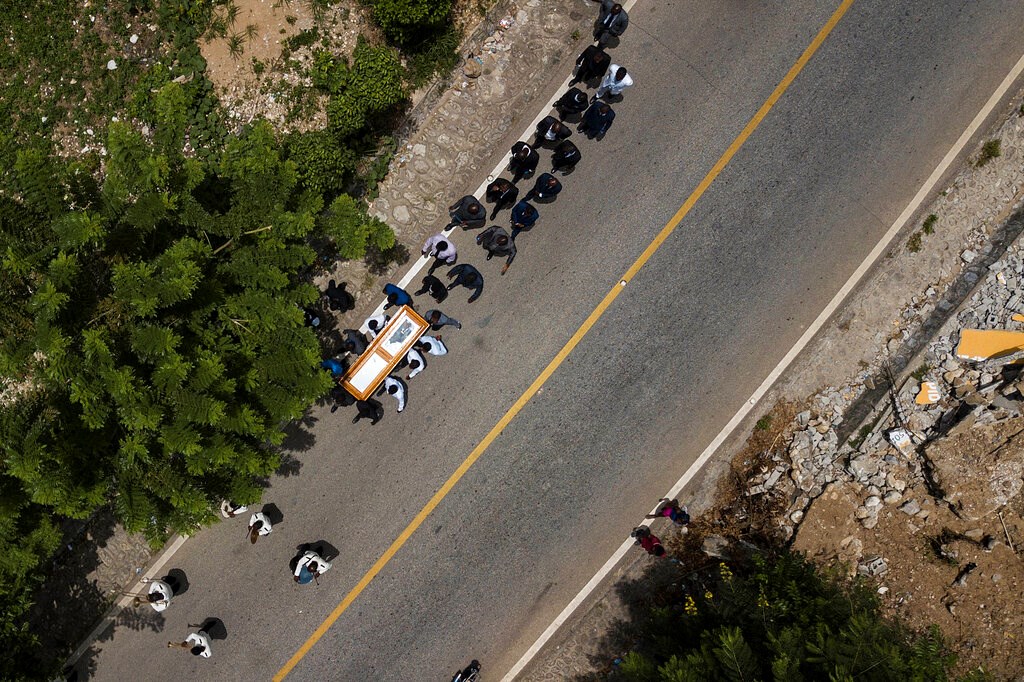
(285, 129, 357, 197)
(310, 50, 350, 94)
(405, 25, 461, 87)
(369, 0, 452, 44)
(327, 39, 405, 140)
(615, 551, 956, 681)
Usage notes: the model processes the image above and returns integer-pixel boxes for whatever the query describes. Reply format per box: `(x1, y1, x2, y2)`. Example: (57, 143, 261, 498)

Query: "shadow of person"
(192, 617, 227, 641)
(309, 540, 340, 562)
(261, 503, 284, 526)
(164, 568, 189, 597)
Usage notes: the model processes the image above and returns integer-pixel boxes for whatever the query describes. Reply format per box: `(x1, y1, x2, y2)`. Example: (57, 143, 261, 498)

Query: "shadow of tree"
(28, 509, 152, 676)
(366, 242, 410, 276)
(279, 414, 317, 454)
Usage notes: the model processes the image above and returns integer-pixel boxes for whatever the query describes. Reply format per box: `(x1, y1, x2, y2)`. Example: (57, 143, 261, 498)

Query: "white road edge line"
(500, 46, 1024, 682)
(65, 8, 622, 667)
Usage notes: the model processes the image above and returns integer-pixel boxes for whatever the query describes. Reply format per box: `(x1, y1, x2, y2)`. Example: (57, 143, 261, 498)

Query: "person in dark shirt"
(445, 195, 487, 230)
(510, 200, 539, 240)
(552, 140, 582, 174)
(485, 178, 520, 220)
(352, 399, 384, 425)
(534, 115, 571, 146)
(446, 264, 485, 304)
(477, 225, 517, 275)
(569, 45, 610, 86)
(324, 279, 354, 312)
(579, 102, 616, 139)
(524, 173, 562, 203)
(425, 309, 462, 331)
(414, 274, 448, 303)
(341, 329, 367, 355)
(508, 141, 539, 184)
(554, 87, 590, 121)
(594, 0, 629, 47)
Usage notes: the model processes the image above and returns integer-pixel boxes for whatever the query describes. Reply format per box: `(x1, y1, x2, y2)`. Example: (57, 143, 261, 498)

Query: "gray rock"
(858, 555, 888, 577)
(861, 515, 879, 529)
(883, 491, 903, 504)
(790, 510, 805, 524)
(885, 473, 907, 492)
(962, 249, 978, 263)
(796, 410, 811, 427)
(702, 534, 730, 559)
(899, 499, 922, 515)
(849, 454, 880, 480)
(855, 505, 873, 520)
(864, 495, 882, 508)
(964, 528, 985, 542)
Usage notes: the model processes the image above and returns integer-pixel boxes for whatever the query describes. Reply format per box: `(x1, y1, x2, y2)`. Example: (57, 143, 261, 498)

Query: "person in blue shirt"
(579, 102, 616, 139)
(320, 357, 345, 379)
(382, 283, 412, 310)
(510, 200, 539, 240)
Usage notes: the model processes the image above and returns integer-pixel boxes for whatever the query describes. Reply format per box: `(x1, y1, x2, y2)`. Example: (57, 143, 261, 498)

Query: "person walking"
(293, 550, 332, 584)
(405, 347, 427, 380)
(135, 578, 173, 612)
(555, 87, 591, 120)
(382, 283, 413, 310)
(485, 178, 520, 220)
(523, 173, 562, 203)
(220, 501, 248, 518)
(646, 498, 691, 528)
(445, 195, 486, 230)
(416, 334, 449, 356)
(248, 512, 273, 544)
(425, 309, 462, 331)
(352, 399, 384, 425)
(534, 115, 571, 146)
(364, 313, 389, 339)
(168, 627, 212, 658)
(414, 274, 448, 303)
(320, 357, 346, 380)
(324, 279, 354, 312)
(569, 45, 610, 86)
(446, 264, 484, 303)
(594, 0, 628, 47)
(509, 200, 539, 240)
(422, 233, 458, 274)
(477, 225, 517, 274)
(579, 101, 616, 139)
(551, 140, 582, 174)
(329, 384, 356, 413)
(342, 329, 368, 356)
(631, 526, 666, 557)
(596, 64, 633, 100)
(380, 376, 407, 413)
(508, 141, 540, 184)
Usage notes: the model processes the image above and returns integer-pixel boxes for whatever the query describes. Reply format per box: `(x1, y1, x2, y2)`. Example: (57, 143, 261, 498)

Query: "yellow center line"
(274, 1, 854, 678)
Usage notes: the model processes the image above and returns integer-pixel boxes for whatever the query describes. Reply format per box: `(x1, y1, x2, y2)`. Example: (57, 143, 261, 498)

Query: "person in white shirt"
(381, 376, 407, 413)
(422, 233, 458, 275)
(220, 500, 247, 518)
(135, 578, 173, 612)
(596, 65, 633, 100)
(169, 629, 212, 658)
(294, 550, 332, 584)
(248, 512, 273, 544)
(416, 335, 448, 356)
(364, 313, 389, 339)
(405, 348, 426, 379)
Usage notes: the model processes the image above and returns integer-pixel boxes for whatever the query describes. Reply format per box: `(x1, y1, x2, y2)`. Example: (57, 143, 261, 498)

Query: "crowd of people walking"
(127, 0, 676, 668)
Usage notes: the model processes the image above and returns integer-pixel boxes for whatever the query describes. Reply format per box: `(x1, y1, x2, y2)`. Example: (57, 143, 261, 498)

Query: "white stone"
(107, 59, 117, 70)
(130, 34, 139, 44)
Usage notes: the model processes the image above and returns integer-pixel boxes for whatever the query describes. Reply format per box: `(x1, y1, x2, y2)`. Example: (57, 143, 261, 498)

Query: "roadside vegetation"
(0, 0, 467, 675)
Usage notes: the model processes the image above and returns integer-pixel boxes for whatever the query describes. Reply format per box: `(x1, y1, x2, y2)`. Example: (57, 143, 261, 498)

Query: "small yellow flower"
(704, 590, 714, 600)
(683, 595, 698, 615)
(757, 589, 769, 609)
(718, 562, 734, 582)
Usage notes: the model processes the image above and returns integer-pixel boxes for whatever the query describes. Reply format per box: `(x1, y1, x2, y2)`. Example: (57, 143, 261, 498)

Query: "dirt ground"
(792, 430, 1024, 679)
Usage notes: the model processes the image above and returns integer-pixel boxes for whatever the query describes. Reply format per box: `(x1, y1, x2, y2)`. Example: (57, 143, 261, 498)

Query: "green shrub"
(320, 195, 395, 260)
(405, 25, 461, 87)
(369, 0, 452, 44)
(310, 50, 349, 94)
(285, 130, 357, 197)
(327, 39, 405, 139)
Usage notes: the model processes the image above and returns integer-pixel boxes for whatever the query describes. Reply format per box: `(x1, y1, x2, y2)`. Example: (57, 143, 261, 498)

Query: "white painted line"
(501, 46, 1024, 682)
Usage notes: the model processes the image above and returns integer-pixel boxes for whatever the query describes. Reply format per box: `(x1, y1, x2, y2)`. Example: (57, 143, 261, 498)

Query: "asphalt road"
(82, 1, 1024, 680)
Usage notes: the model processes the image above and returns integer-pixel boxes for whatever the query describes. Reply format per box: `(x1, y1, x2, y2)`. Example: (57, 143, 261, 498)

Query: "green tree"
(369, 0, 452, 44)
(327, 39, 406, 140)
(616, 551, 957, 682)
(0, 119, 334, 543)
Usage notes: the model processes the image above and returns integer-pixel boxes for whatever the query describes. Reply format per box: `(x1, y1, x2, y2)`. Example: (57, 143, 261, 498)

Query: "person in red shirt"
(631, 526, 666, 557)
